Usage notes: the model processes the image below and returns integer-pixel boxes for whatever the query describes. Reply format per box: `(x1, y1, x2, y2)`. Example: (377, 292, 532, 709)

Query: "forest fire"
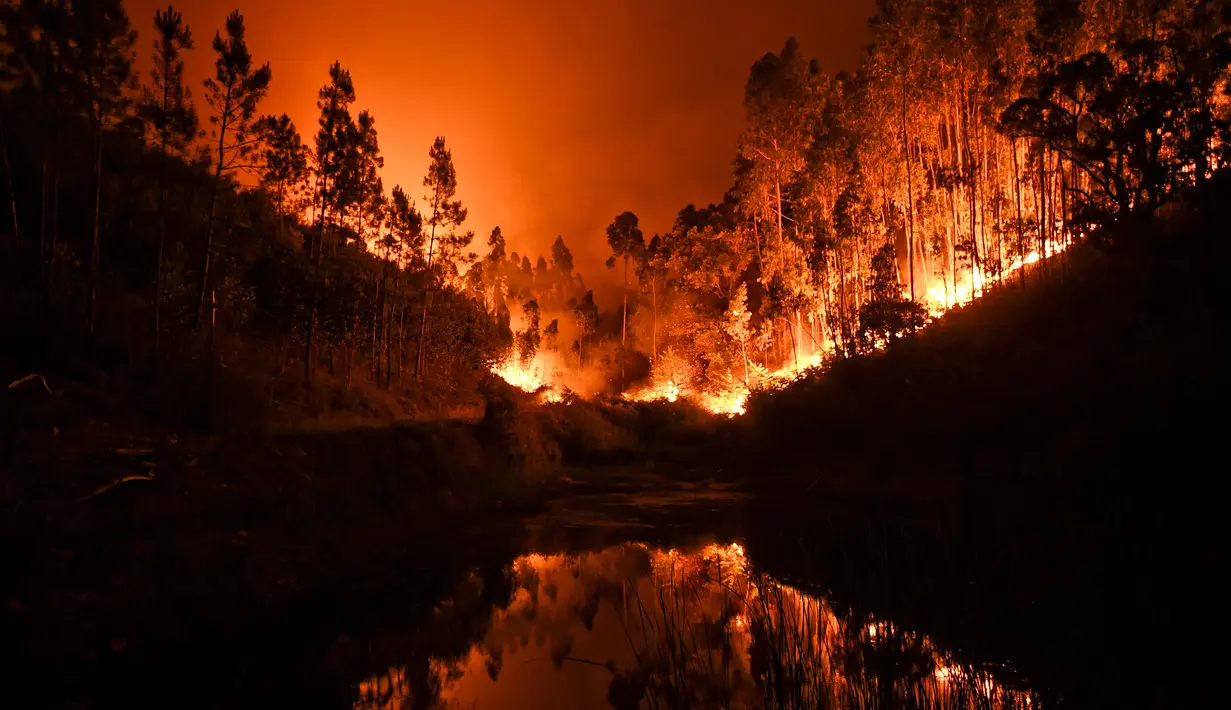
(489, 356, 564, 404)
(925, 238, 1072, 315)
(491, 224, 1070, 416)
(0, 0, 1214, 420)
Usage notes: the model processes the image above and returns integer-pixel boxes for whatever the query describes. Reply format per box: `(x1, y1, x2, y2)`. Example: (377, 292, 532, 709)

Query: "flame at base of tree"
(924, 238, 1072, 316)
(492, 234, 1068, 418)
(627, 351, 828, 417)
(489, 354, 566, 404)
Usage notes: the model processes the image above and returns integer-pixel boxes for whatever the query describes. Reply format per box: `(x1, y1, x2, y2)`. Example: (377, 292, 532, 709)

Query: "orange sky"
(128, 0, 872, 302)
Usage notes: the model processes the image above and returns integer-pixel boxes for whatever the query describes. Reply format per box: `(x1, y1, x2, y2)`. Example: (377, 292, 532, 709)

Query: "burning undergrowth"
(480, 371, 724, 476)
(490, 238, 1071, 421)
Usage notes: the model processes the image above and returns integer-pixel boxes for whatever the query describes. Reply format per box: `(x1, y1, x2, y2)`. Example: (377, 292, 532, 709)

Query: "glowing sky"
(127, 0, 872, 300)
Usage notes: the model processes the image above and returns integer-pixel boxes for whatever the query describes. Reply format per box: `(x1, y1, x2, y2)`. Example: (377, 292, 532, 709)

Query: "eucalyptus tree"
(604, 211, 644, 349)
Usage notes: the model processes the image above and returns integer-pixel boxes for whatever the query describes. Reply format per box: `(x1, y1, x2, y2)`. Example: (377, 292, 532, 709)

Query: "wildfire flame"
(493, 241, 1070, 417)
(925, 239, 1071, 316)
(489, 356, 564, 404)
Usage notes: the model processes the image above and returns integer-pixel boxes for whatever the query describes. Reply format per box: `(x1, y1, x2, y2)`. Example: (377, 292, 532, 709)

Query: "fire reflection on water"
(355, 543, 1034, 709)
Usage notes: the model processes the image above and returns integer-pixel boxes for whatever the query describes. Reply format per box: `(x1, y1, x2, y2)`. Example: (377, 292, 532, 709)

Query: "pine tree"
(141, 4, 197, 362)
(305, 61, 354, 382)
(73, 0, 137, 338)
(387, 184, 423, 386)
(197, 10, 271, 328)
(257, 113, 308, 231)
(415, 136, 470, 379)
(353, 110, 384, 246)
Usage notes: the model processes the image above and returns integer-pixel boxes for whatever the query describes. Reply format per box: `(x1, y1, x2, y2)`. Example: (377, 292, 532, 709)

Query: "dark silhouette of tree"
(305, 61, 353, 381)
(0, 0, 75, 299)
(353, 109, 384, 245)
(516, 299, 541, 366)
(858, 242, 925, 348)
(74, 0, 137, 338)
(312, 61, 354, 254)
(636, 235, 666, 361)
(551, 235, 574, 275)
(570, 290, 598, 367)
(605, 211, 644, 390)
(197, 9, 271, 329)
(257, 113, 308, 230)
(416, 136, 470, 379)
(387, 184, 423, 385)
(141, 4, 197, 362)
(1004, 25, 1231, 224)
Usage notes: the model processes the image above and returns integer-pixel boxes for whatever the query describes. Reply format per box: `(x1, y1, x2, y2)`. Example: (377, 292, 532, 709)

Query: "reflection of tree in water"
(352, 561, 518, 710)
(354, 544, 1035, 709)
(622, 544, 1033, 710)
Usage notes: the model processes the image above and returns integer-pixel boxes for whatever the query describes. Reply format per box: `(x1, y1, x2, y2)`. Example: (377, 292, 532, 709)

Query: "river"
(340, 475, 1037, 709)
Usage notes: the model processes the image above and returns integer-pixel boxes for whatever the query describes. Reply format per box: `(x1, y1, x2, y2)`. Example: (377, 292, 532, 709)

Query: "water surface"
(353, 538, 1034, 709)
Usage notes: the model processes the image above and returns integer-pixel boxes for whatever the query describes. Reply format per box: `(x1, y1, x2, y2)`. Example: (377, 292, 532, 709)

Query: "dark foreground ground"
(1, 197, 1222, 707)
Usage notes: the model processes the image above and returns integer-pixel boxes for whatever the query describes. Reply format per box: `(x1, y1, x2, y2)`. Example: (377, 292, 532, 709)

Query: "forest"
(2, 0, 1228, 426)
(1, 1, 1224, 706)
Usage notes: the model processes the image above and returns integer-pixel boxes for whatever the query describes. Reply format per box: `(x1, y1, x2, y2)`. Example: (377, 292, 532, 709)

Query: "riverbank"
(0, 362, 738, 706)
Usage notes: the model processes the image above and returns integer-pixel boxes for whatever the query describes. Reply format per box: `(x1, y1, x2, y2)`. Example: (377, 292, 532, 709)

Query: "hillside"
(744, 193, 1222, 501)
(732, 187, 1225, 707)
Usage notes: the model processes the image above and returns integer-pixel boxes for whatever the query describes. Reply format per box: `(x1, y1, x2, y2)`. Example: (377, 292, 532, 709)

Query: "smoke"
(124, 0, 871, 313)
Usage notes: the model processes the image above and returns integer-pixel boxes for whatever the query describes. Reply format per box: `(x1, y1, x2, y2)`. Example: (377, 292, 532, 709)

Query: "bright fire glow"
(494, 241, 1070, 417)
(489, 355, 565, 404)
(627, 352, 825, 417)
(925, 238, 1071, 316)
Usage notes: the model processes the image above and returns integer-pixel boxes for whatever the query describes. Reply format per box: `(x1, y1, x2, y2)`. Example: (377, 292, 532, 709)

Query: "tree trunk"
(89, 138, 103, 339)
(775, 176, 784, 275)
(197, 177, 222, 329)
(0, 122, 18, 243)
(46, 146, 60, 307)
(836, 246, 849, 356)
(796, 309, 804, 361)
(959, 79, 981, 300)
(346, 312, 356, 391)
(155, 181, 166, 364)
(153, 68, 172, 365)
(415, 287, 433, 379)
(650, 277, 657, 363)
(741, 337, 749, 387)
(196, 87, 233, 330)
(40, 157, 49, 262)
(208, 287, 217, 366)
(1039, 147, 1048, 266)
(373, 255, 385, 379)
(1012, 138, 1026, 288)
(620, 255, 628, 392)
(306, 201, 328, 384)
(398, 299, 407, 387)
(388, 261, 402, 389)
(415, 217, 440, 381)
(901, 80, 916, 302)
